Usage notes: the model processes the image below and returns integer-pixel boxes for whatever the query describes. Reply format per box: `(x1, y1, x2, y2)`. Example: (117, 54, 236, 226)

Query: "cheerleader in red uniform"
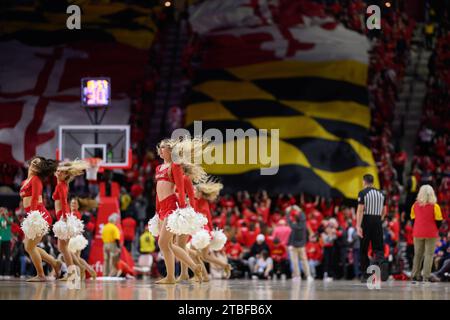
(20, 156, 61, 282)
(52, 161, 88, 280)
(189, 180, 231, 281)
(175, 175, 198, 282)
(67, 198, 97, 281)
(152, 137, 207, 284)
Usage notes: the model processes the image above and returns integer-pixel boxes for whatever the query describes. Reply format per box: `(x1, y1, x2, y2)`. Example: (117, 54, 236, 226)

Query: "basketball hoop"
(85, 157, 103, 181)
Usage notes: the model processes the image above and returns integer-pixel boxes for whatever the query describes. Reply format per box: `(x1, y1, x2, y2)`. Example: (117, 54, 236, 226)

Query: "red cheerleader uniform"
(155, 163, 190, 220)
(52, 181, 70, 221)
(20, 176, 52, 225)
(196, 197, 213, 232)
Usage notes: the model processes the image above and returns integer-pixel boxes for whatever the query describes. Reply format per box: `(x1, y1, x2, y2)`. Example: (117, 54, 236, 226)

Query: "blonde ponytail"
(58, 160, 89, 183)
(197, 178, 223, 202)
(159, 136, 210, 183)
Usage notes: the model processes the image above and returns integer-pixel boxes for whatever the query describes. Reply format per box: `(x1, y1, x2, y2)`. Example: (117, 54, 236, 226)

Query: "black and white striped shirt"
(358, 187, 386, 216)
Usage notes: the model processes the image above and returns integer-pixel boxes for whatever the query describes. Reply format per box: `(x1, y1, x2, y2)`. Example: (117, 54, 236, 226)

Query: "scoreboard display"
(81, 77, 111, 107)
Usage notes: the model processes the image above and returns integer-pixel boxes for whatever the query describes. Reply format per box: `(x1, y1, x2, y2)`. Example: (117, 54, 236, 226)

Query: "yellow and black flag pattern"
(0, 0, 158, 49)
(186, 60, 379, 199)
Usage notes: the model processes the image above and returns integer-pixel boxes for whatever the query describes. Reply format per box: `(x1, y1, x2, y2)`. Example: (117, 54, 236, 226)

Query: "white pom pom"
(53, 214, 84, 240)
(21, 210, 49, 240)
(65, 214, 84, 238)
(166, 206, 208, 235)
(68, 235, 88, 253)
(148, 214, 160, 237)
(191, 229, 211, 250)
(53, 219, 70, 240)
(210, 228, 227, 251)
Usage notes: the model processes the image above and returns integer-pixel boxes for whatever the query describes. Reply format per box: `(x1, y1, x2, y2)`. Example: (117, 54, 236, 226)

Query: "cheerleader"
(189, 180, 231, 281)
(152, 137, 207, 284)
(68, 234, 97, 280)
(175, 175, 198, 282)
(52, 160, 88, 280)
(20, 156, 61, 282)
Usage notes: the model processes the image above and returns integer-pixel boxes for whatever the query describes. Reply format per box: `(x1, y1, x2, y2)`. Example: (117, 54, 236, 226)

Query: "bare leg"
(73, 252, 96, 280)
(156, 219, 176, 284)
(24, 236, 46, 281)
(71, 253, 86, 280)
(201, 260, 209, 282)
(186, 248, 206, 282)
(36, 247, 62, 278)
(176, 234, 190, 282)
(201, 247, 232, 279)
(58, 239, 74, 266)
(171, 242, 203, 279)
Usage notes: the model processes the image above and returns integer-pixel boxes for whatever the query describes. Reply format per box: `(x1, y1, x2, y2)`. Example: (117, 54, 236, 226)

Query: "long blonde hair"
(58, 160, 89, 183)
(196, 178, 223, 202)
(416, 184, 437, 205)
(158, 136, 210, 183)
(74, 197, 98, 211)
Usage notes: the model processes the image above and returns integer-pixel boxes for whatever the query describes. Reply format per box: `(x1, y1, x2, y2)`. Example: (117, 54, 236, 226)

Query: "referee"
(356, 174, 387, 282)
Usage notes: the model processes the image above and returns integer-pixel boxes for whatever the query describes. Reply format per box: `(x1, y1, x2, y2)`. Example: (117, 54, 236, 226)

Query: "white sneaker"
(324, 277, 333, 282)
(251, 275, 258, 280)
(292, 276, 301, 282)
(20, 275, 26, 279)
(3, 276, 11, 280)
(0, 276, 4, 280)
(307, 276, 314, 282)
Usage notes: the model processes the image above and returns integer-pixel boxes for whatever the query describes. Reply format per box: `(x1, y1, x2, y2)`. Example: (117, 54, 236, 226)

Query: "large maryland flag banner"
(0, 1, 158, 165)
(186, 0, 378, 199)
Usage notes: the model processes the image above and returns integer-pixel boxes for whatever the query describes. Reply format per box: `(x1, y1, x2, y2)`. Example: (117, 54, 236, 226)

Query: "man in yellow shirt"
(102, 213, 121, 276)
(139, 227, 155, 254)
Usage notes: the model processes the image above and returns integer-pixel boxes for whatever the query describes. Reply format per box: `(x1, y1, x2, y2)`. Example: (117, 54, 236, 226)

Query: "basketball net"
(85, 157, 103, 181)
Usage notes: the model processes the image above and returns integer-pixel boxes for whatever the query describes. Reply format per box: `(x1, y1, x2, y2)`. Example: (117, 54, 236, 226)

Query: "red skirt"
(157, 194, 179, 220)
(25, 204, 53, 226)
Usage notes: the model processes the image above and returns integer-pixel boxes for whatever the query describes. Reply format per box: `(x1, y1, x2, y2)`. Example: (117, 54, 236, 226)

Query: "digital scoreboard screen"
(81, 77, 111, 107)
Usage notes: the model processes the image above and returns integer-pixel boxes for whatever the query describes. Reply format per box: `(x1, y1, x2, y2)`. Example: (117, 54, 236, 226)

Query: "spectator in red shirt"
(237, 222, 260, 248)
(220, 195, 235, 208)
(242, 205, 257, 223)
(320, 198, 334, 218)
(130, 181, 144, 199)
(301, 193, 319, 215)
(226, 237, 243, 260)
(255, 202, 270, 225)
(112, 255, 135, 279)
(270, 237, 290, 278)
(269, 210, 282, 227)
(121, 214, 137, 253)
(404, 220, 414, 268)
(305, 235, 323, 279)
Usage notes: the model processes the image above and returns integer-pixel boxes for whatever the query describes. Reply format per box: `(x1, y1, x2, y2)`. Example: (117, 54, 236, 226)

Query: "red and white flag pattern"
(0, 40, 139, 165)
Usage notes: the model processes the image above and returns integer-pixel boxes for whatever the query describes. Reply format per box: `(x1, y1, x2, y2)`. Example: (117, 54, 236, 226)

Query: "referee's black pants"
(360, 215, 384, 277)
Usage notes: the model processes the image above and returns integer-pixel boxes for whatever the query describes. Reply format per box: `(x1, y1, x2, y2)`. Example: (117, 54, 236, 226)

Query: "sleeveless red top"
(155, 164, 174, 183)
(411, 202, 443, 238)
(155, 163, 190, 208)
(20, 176, 42, 210)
